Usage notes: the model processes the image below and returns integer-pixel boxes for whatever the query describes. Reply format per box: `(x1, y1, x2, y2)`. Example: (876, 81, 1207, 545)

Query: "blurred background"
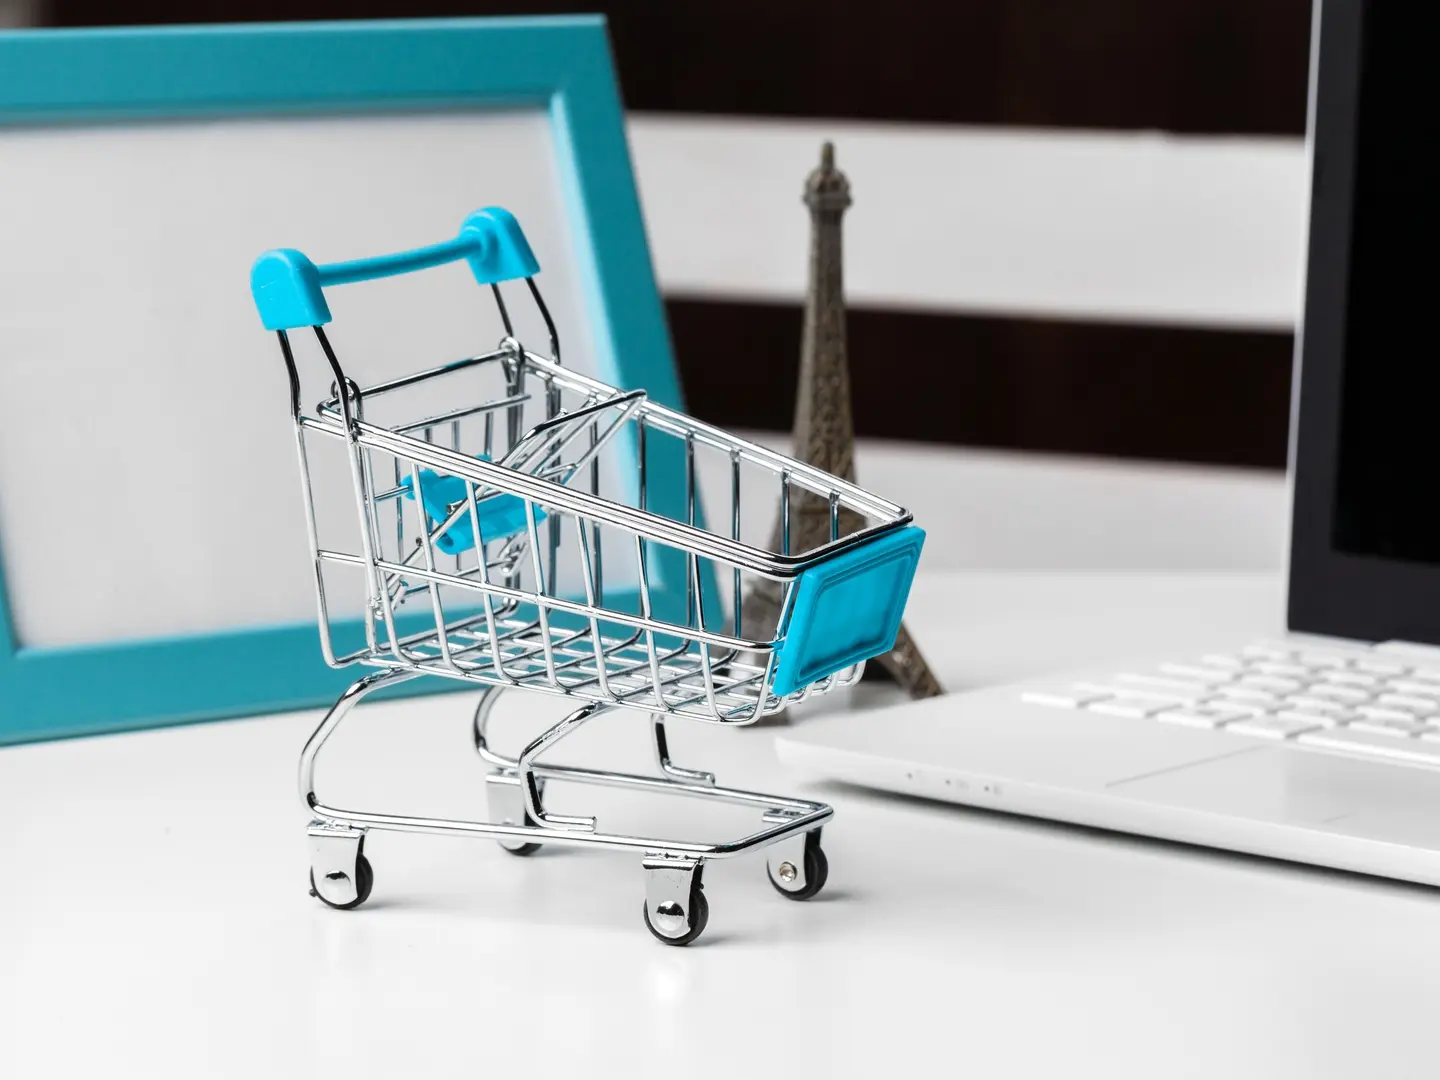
(0, 1, 1312, 473)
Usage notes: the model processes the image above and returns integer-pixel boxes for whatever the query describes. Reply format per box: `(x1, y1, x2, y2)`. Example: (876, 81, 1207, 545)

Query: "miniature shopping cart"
(250, 208, 925, 945)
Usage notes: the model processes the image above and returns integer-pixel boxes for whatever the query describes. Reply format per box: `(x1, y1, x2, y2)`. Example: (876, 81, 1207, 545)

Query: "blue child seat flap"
(401, 455, 545, 555)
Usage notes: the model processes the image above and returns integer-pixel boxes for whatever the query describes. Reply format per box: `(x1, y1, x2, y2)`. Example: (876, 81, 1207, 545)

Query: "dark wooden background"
(37, 1, 1314, 468)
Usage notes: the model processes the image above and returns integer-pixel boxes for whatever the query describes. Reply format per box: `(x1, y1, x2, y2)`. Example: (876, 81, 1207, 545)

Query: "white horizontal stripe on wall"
(698, 433, 1286, 572)
(628, 114, 1308, 331)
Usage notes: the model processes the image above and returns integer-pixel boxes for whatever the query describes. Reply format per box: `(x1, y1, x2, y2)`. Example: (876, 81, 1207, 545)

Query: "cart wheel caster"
(308, 821, 373, 909)
(642, 887, 709, 947)
(488, 771, 544, 857)
(767, 833, 829, 901)
(498, 839, 542, 857)
(309, 853, 374, 910)
(642, 855, 708, 946)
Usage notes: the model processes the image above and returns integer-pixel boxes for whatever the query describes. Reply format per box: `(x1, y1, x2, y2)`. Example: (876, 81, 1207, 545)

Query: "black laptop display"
(1290, 1, 1440, 642)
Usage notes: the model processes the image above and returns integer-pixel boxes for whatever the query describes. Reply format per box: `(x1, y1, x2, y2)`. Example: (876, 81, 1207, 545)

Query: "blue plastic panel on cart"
(252, 208, 541, 331)
(769, 526, 926, 697)
(401, 457, 545, 555)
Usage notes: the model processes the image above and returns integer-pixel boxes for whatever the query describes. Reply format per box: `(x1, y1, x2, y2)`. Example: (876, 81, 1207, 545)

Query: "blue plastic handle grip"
(250, 207, 540, 331)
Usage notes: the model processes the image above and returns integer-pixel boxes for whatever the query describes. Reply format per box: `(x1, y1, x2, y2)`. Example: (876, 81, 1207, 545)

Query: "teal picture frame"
(0, 17, 693, 745)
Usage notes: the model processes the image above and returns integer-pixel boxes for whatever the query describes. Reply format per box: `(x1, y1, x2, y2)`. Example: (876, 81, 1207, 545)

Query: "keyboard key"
(1229, 715, 1322, 739)
(1306, 683, 1370, 704)
(1115, 673, 1212, 696)
(1353, 705, 1422, 723)
(1274, 708, 1354, 728)
(1215, 683, 1280, 701)
(1389, 681, 1440, 699)
(1282, 695, 1355, 716)
(1074, 683, 1198, 704)
(1376, 694, 1440, 715)
(1356, 659, 1410, 676)
(1154, 705, 1251, 729)
(1238, 675, 1305, 694)
(1021, 688, 1110, 709)
(1252, 661, 1313, 679)
(1159, 663, 1236, 684)
(1318, 670, 1379, 688)
(1349, 716, 1435, 738)
(1298, 728, 1440, 764)
(1214, 699, 1270, 717)
(1089, 698, 1168, 719)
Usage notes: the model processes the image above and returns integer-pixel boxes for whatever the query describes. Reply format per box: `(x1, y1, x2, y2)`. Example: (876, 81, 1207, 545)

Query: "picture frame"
(0, 17, 688, 744)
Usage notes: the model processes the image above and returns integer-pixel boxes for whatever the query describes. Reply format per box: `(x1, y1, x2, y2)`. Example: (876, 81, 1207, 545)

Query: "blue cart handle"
(251, 207, 540, 331)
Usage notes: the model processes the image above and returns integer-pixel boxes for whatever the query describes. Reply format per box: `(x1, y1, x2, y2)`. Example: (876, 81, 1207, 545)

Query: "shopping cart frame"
(254, 208, 922, 943)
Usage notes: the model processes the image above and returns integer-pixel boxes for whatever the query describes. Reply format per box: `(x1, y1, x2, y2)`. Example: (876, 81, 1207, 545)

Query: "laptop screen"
(1331, 3, 1440, 565)
(1288, 0, 1440, 643)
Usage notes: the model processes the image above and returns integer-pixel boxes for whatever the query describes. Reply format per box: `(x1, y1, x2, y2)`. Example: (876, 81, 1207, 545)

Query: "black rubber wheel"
(769, 842, 829, 901)
(497, 776, 543, 856)
(642, 886, 709, 946)
(309, 853, 374, 910)
(499, 841, 542, 857)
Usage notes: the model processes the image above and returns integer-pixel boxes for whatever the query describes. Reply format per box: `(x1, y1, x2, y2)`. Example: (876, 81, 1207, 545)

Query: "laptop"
(775, 0, 1440, 887)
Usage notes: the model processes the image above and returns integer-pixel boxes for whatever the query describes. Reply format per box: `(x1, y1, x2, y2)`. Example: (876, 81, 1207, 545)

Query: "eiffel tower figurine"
(744, 142, 942, 703)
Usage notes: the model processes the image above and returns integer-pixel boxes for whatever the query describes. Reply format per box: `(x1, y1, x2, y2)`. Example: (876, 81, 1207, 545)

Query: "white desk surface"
(7, 566, 1440, 1080)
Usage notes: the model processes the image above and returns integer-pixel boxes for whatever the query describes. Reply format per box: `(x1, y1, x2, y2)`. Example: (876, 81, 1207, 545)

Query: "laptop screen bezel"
(1286, 0, 1440, 643)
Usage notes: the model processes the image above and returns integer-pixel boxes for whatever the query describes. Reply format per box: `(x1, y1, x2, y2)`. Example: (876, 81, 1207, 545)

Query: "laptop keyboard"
(1021, 639, 1440, 766)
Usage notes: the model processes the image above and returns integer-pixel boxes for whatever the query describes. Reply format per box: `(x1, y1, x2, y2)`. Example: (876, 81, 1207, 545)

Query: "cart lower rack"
(252, 208, 924, 944)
